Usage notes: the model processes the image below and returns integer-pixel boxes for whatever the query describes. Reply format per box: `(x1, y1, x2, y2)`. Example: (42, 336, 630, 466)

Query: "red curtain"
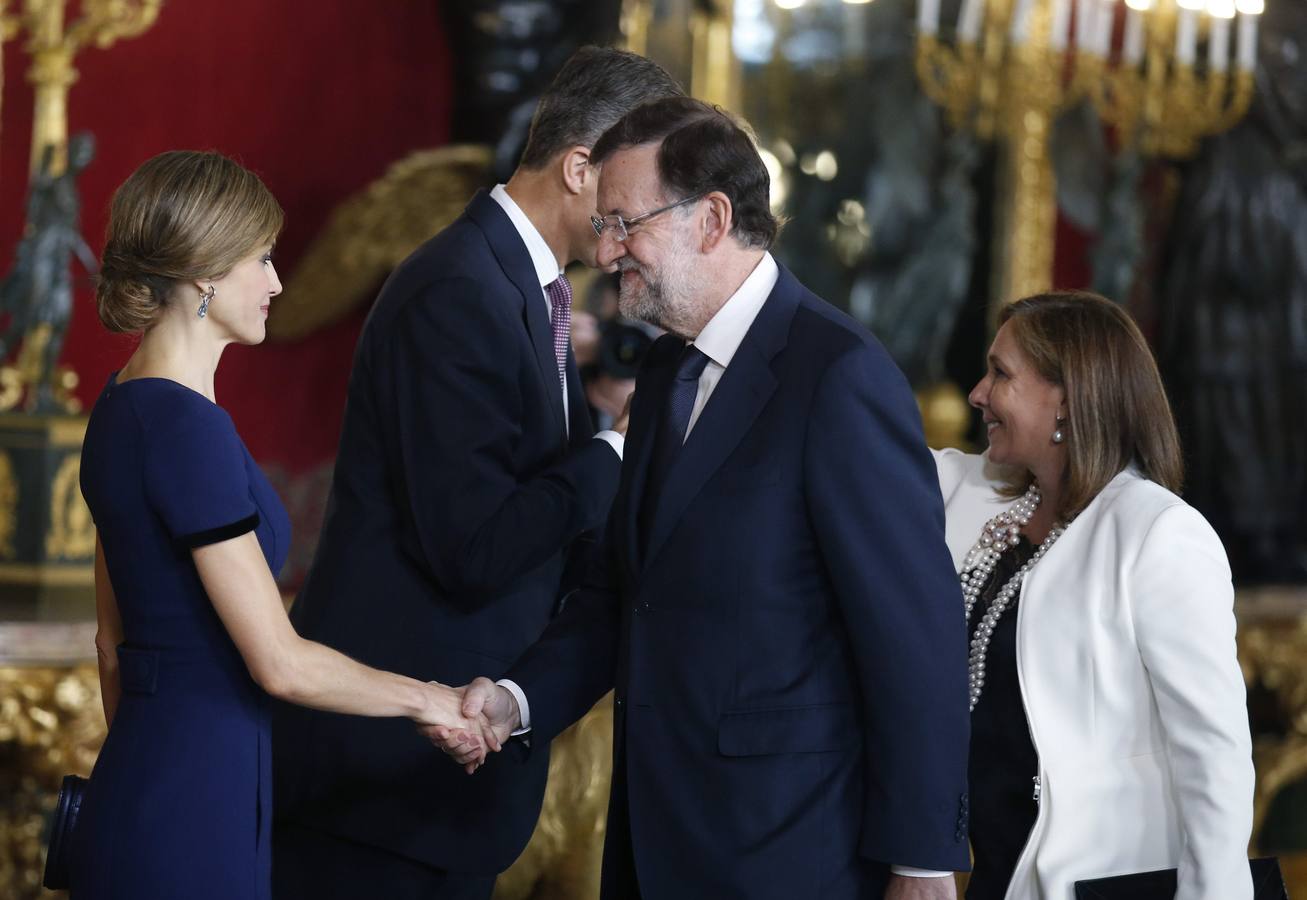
(0, 2, 452, 583)
(0, 1, 451, 456)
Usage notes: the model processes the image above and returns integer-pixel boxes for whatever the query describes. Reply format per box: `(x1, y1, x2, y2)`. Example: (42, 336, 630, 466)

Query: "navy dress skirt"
(71, 374, 290, 899)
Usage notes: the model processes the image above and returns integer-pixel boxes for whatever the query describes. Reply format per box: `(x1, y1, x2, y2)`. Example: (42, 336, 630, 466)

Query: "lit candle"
(918, 0, 941, 35)
(1123, 6, 1145, 64)
(1175, 7, 1198, 66)
(1236, 11, 1259, 71)
(1010, 0, 1036, 46)
(1075, 0, 1095, 49)
(1093, 0, 1115, 56)
(1208, 15, 1230, 73)
(958, 0, 985, 43)
(1050, 0, 1072, 51)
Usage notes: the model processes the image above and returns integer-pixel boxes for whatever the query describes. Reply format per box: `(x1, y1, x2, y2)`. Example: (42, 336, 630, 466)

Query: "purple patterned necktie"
(544, 274, 572, 395)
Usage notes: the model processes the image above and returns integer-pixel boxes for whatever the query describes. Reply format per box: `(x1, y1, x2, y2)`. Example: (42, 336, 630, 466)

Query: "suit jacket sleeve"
(804, 345, 972, 872)
(1130, 504, 1254, 900)
(503, 529, 622, 746)
(385, 276, 621, 600)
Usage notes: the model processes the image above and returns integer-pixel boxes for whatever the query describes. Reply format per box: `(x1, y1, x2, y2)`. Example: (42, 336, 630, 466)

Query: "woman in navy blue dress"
(71, 151, 493, 899)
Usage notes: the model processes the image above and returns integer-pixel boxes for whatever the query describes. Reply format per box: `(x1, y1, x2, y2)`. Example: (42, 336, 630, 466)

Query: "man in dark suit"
(441, 97, 971, 899)
(271, 48, 682, 900)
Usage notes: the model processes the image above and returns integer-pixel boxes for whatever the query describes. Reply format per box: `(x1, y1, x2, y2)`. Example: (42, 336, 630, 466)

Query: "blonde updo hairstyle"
(96, 151, 284, 333)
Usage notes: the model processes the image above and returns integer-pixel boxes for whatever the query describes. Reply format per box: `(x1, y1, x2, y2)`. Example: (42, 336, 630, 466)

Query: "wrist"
(414, 679, 440, 720)
(501, 685, 523, 730)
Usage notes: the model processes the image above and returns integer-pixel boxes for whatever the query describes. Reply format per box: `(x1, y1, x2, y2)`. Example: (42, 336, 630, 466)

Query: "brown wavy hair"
(996, 291, 1184, 519)
(96, 150, 283, 333)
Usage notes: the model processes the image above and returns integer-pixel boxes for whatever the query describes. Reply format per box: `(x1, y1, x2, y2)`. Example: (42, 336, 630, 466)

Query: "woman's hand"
(416, 682, 504, 771)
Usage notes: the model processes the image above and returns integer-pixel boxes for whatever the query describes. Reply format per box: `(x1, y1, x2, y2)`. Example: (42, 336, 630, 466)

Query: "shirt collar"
(490, 183, 562, 289)
(691, 252, 779, 370)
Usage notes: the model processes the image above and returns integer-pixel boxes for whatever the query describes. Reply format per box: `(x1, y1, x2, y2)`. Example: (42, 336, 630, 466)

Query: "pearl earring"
(1052, 416, 1067, 444)
(197, 285, 215, 319)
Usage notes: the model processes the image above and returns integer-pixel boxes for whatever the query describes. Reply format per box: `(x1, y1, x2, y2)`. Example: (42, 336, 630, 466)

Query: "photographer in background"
(572, 271, 659, 430)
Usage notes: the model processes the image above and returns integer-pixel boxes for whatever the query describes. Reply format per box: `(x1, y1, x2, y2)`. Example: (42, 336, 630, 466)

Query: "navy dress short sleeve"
(143, 401, 260, 548)
(70, 375, 290, 900)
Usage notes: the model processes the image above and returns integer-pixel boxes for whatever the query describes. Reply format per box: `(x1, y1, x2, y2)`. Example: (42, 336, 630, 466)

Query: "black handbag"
(1074, 856, 1287, 899)
(42, 774, 88, 891)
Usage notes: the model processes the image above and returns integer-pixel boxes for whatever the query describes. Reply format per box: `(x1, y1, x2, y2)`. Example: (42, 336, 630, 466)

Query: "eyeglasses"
(590, 193, 706, 242)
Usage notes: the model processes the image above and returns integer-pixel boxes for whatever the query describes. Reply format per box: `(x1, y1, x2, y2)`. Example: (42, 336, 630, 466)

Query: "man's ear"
(699, 191, 734, 252)
(560, 146, 592, 196)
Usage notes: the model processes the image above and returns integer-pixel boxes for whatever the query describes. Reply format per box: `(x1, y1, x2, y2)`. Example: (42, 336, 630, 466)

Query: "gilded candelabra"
(915, 0, 1262, 304)
(0, 0, 161, 415)
(1, 0, 162, 176)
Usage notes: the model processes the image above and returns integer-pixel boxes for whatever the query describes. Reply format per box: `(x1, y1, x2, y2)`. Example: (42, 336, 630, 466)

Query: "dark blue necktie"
(639, 343, 711, 549)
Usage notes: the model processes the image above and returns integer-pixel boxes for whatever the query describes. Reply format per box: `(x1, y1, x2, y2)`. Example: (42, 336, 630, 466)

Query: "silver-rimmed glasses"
(590, 193, 706, 242)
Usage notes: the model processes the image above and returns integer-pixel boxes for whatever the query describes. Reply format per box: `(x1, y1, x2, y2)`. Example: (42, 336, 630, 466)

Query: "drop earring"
(197, 285, 215, 319)
(1052, 415, 1067, 444)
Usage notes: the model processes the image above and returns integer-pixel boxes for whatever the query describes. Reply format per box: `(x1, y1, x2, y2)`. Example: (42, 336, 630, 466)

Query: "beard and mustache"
(615, 228, 698, 339)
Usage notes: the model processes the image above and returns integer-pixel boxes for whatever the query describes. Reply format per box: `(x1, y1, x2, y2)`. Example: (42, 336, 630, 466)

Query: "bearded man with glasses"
(439, 97, 971, 900)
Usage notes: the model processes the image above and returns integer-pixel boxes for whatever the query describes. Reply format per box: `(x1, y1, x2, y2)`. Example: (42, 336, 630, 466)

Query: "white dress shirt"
(681, 251, 778, 436)
(489, 184, 624, 458)
(499, 249, 943, 878)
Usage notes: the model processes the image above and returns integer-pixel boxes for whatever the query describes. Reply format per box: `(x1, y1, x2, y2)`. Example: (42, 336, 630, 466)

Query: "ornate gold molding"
(44, 455, 92, 561)
(0, 449, 15, 559)
(0, 661, 101, 900)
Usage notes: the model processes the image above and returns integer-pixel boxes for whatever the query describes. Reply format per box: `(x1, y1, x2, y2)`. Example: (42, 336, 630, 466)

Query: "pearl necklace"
(961, 484, 1065, 711)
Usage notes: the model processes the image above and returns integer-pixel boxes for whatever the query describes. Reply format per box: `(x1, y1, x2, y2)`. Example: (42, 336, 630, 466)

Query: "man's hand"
(883, 874, 958, 900)
(585, 373, 636, 423)
(420, 677, 520, 773)
(414, 681, 492, 770)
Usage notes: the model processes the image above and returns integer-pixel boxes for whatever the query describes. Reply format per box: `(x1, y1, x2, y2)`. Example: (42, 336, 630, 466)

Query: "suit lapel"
(641, 267, 801, 568)
(565, 346, 594, 444)
(466, 190, 568, 444)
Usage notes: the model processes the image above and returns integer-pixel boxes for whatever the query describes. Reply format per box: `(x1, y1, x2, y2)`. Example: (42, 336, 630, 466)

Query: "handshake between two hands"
(417, 677, 521, 774)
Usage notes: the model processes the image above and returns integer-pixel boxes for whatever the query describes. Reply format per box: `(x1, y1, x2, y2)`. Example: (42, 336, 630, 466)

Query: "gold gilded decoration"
(915, 0, 1261, 307)
(0, 0, 162, 176)
(0, 661, 101, 900)
(620, 0, 651, 57)
(916, 4, 1073, 304)
(1239, 613, 1307, 841)
(44, 454, 92, 561)
(0, 411, 87, 447)
(495, 695, 613, 900)
(916, 381, 972, 451)
(0, 366, 22, 412)
(266, 144, 494, 342)
(690, 1, 737, 110)
(0, 449, 15, 558)
(5, 324, 80, 415)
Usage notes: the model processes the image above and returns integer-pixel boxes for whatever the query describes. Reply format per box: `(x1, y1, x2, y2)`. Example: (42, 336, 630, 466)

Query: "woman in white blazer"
(935, 291, 1254, 900)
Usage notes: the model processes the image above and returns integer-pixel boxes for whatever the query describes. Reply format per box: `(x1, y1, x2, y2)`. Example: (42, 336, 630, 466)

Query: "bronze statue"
(1156, 1, 1307, 584)
(0, 133, 97, 413)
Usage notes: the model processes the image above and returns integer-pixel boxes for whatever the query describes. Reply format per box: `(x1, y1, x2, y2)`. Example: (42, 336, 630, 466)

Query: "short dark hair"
(518, 46, 683, 170)
(591, 97, 779, 250)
